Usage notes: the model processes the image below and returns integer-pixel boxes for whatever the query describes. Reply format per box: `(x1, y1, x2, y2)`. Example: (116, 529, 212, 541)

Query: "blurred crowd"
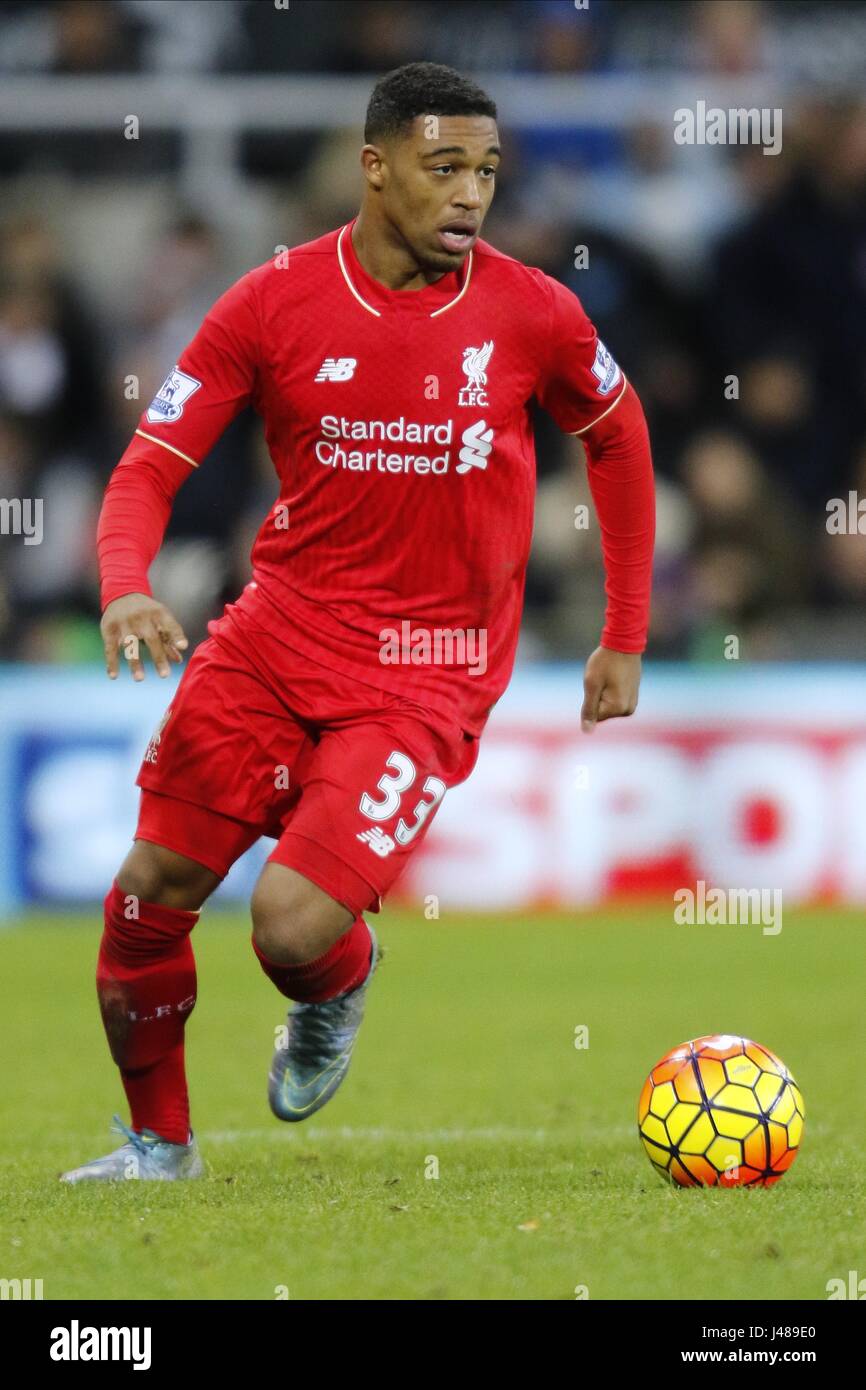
(1, 0, 865, 664)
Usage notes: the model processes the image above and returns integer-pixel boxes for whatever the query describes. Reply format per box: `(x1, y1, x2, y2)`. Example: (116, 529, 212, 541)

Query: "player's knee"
(251, 864, 351, 964)
(250, 872, 313, 961)
(115, 840, 219, 912)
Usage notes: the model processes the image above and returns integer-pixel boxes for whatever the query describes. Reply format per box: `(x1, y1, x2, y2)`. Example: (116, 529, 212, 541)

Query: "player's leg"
(250, 862, 379, 1122)
(60, 795, 259, 1184)
(99, 836, 221, 1140)
(251, 861, 359, 969)
(60, 625, 305, 1183)
(256, 707, 479, 1122)
(115, 836, 221, 909)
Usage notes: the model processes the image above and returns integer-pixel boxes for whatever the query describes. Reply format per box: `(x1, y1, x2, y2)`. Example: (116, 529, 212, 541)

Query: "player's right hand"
(101, 593, 188, 682)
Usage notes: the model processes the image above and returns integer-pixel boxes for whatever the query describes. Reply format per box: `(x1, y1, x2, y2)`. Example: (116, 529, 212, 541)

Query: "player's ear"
(359, 144, 386, 188)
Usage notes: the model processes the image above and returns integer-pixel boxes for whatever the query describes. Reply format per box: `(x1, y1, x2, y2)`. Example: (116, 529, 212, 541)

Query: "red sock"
(97, 880, 198, 1145)
(252, 915, 372, 1003)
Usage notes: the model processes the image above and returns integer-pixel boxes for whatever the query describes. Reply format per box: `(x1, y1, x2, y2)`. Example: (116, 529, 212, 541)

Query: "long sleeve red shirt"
(98, 223, 654, 733)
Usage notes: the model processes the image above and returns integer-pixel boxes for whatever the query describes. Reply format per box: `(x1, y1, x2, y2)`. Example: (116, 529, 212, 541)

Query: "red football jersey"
(128, 220, 642, 735)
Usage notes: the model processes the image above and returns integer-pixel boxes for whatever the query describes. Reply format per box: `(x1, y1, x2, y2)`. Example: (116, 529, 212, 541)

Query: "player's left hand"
(581, 646, 641, 734)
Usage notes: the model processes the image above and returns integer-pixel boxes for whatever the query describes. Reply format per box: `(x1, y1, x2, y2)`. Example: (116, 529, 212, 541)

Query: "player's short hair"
(364, 62, 497, 145)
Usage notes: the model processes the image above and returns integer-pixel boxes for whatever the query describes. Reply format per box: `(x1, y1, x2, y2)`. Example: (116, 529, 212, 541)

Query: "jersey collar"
(337, 219, 473, 319)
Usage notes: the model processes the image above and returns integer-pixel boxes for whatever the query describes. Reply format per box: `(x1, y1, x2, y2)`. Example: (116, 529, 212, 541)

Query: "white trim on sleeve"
(134, 429, 199, 468)
(569, 374, 628, 437)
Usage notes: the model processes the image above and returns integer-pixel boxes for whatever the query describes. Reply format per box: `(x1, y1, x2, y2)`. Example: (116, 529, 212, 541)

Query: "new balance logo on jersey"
(458, 340, 494, 406)
(315, 357, 357, 382)
(456, 419, 494, 474)
(146, 367, 201, 424)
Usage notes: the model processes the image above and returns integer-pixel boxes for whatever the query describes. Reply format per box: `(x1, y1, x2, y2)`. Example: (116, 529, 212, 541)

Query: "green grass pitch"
(0, 905, 862, 1300)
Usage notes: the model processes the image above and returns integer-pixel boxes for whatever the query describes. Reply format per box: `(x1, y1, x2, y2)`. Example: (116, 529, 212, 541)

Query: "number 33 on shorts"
(357, 752, 447, 857)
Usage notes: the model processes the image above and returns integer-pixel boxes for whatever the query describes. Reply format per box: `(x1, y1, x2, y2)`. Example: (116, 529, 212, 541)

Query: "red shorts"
(134, 597, 480, 917)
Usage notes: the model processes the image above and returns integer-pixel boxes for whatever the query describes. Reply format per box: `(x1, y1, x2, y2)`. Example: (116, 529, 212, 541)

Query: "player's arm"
(97, 270, 261, 681)
(576, 381, 653, 732)
(99, 448, 190, 681)
(533, 273, 655, 732)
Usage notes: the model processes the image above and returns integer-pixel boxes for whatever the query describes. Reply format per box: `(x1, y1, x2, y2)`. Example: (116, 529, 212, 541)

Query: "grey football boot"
(268, 925, 380, 1122)
(60, 1116, 204, 1183)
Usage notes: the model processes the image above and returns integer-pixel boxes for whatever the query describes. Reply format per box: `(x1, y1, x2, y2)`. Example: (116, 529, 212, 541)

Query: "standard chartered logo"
(315, 415, 493, 476)
(456, 419, 494, 473)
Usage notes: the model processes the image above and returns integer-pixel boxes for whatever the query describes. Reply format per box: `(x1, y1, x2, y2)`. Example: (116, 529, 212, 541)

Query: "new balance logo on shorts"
(315, 357, 357, 382)
(357, 827, 396, 858)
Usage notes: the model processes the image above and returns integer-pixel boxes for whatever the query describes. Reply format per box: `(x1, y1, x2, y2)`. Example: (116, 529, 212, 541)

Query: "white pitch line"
(203, 1125, 554, 1144)
(202, 1124, 635, 1144)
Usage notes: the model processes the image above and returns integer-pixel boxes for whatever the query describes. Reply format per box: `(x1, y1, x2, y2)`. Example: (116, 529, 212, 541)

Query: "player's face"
(385, 114, 500, 273)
